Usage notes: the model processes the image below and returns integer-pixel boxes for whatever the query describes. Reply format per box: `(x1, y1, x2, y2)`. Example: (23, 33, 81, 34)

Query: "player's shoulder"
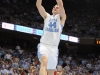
(46, 13, 51, 17)
(43, 13, 50, 21)
(54, 14, 61, 19)
(44, 13, 51, 19)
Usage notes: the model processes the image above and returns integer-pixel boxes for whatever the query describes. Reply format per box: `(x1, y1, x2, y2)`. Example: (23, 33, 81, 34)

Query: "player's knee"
(47, 70, 54, 75)
(40, 56, 48, 67)
(41, 59, 48, 67)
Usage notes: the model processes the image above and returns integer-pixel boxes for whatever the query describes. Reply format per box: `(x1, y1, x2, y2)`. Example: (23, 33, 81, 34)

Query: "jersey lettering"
(48, 22, 56, 28)
(45, 19, 59, 32)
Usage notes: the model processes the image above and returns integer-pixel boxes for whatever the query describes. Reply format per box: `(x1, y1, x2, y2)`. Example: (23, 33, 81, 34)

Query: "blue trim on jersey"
(57, 23, 63, 46)
(60, 23, 64, 29)
(57, 33, 62, 46)
(56, 23, 63, 46)
(41, 20, 46, 37)
(41, 24, 44, 36)
(40, 25, 45, 42)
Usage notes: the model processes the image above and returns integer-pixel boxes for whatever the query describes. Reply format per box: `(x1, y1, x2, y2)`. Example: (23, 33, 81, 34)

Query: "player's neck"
(53, 13, 59, 16)
(53, 13, 57, 16)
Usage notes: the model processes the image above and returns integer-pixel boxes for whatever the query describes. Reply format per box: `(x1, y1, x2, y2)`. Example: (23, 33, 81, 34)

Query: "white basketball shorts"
(37, 43, 59, 70)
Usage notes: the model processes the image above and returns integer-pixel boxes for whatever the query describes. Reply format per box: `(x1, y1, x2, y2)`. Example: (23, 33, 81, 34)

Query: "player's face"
(52, 5, 60, 15)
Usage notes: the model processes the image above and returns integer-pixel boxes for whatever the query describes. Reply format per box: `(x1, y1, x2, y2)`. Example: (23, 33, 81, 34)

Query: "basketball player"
(36, 0, 66, 75)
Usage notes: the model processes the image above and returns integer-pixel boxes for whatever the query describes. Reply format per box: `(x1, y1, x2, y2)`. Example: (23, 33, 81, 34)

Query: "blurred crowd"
(0, 0, 100, 38)
(0, 44, 100, 75)
(0, 40, 100, 75)
(0, 44, 39, 75)
(65, 9, 100, 38)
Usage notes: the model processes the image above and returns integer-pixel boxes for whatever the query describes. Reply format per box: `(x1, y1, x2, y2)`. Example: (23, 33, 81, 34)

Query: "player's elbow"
(36, 2, 41, 7)
(64, 14, 67, 20)
(36, 3, 39, 7)
(60, 13, 67, 21)
(57, 1, 63, 7)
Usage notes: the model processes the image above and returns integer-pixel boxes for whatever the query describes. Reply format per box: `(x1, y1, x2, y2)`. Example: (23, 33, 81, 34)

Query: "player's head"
(52, 4, 60, 15)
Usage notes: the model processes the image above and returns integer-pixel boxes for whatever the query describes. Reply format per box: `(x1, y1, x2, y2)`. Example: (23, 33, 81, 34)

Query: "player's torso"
(40, 14, 63, 46)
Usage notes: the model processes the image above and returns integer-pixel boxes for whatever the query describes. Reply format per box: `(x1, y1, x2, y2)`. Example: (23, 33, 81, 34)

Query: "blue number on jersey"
(48, 22, 56, 28)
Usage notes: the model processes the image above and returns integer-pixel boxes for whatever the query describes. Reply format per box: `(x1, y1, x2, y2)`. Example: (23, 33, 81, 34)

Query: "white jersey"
(40, 14, 63, 46)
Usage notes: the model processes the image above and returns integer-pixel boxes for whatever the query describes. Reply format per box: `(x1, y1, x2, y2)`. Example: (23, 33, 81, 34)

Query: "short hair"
(53, 4, 59, 8)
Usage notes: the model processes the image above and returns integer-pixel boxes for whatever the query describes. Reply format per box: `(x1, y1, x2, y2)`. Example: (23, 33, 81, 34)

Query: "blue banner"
(15, 25, 33, 34)
(61, 34, 68, 41)
(36, 29, 43, 36)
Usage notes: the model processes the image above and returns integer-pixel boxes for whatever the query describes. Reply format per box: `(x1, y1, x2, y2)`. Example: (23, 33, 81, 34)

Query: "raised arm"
(56, 0, 66, 25)
(36, 0, 47, 19)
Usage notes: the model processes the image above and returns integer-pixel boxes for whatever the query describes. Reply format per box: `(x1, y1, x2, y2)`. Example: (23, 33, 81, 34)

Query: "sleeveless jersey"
(40, 13, 63, 46)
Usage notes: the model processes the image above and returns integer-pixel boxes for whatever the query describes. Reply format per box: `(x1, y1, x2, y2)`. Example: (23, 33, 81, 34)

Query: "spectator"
(0, 64, 8, 75)
(4, 52, 12, 63)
